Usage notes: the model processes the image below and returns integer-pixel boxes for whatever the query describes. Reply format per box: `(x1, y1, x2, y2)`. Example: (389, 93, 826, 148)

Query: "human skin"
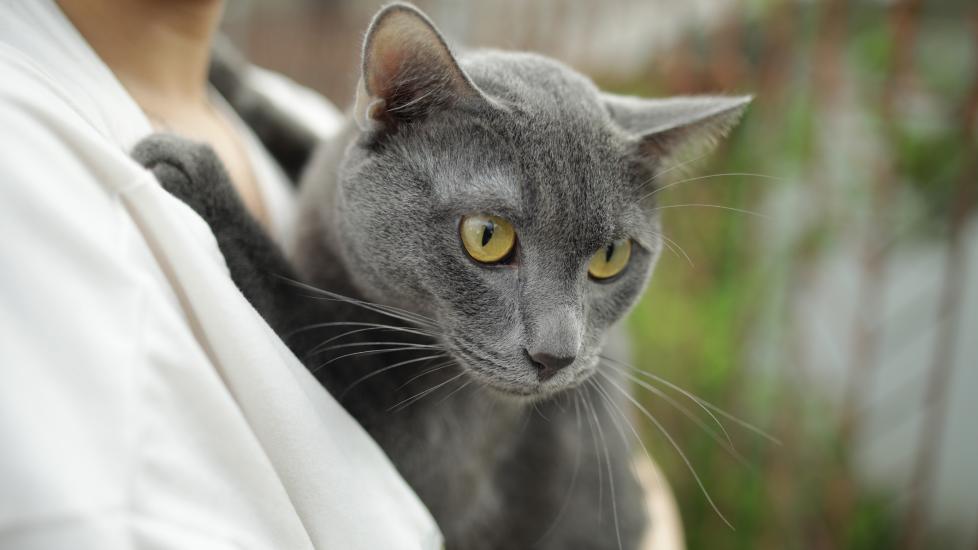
(57, 0, 269, 227)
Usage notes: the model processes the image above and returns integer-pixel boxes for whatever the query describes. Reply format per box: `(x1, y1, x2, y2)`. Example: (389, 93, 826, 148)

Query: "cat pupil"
(605, 243, 615, 263)
(481, 221, 494, 247)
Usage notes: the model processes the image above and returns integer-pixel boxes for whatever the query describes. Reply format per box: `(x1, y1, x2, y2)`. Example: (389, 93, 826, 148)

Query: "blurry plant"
(226, 0, 976, 546)
(607, 1, 977, 549)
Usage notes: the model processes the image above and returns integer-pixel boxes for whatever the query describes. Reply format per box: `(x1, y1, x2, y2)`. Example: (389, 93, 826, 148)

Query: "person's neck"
(58, 0, 224, 109)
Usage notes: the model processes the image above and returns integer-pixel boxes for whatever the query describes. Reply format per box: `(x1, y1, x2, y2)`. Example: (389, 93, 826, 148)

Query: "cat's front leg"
(131, 134, 306, 340)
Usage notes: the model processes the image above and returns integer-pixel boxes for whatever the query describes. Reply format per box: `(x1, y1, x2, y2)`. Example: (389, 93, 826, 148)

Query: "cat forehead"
(370, 50, 652, 239)
(431, 169, 522, 209)
(421, 118, 632, 213)
(462, 51, 608, 120)
(424, 148, 649, 248)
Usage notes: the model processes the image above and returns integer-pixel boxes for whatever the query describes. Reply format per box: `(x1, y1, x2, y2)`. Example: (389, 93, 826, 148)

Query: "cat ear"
(355, 3, 483, 132)
(603, 94, 751, 165)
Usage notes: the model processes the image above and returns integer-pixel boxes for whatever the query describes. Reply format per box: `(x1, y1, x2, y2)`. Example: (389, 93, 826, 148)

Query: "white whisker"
(533, 392, 585, 546)
(649, 203, 769, 219)
(600, 371, 734, 530)
(651, 230, 694, 267)
(388, 371, 467, 412)
(586, 379, 623, 550)
(309, 339, 438, 357)
(433, 379, 472, 406)
(288, 320, 436, 340)
(640, 172, 785, 201)
(310, 346, 437, 374)
(581, 389, 605, 520)
(395, 361, 456, 392)
(636, 151, 715, 192)
(601, 355, 781, 445)
(340, 354, 448, 399)
(280, 277, 438, 328)
(592, 378, 656, 468)
(601, 361, 748, 465)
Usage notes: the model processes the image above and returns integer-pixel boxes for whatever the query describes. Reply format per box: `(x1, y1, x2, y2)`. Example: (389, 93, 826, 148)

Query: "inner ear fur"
(357, 3, 483, 130)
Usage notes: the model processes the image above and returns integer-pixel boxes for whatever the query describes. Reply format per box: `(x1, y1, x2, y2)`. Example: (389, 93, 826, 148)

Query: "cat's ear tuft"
(603, 94, 752, 165)
(355, 3, 482, 132)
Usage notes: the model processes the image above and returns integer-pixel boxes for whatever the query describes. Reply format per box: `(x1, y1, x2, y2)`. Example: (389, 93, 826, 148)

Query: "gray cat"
(136, 3, 749, 548)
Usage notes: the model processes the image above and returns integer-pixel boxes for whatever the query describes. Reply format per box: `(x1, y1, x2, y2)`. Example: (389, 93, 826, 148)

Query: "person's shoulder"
(0, 45, 93, 137)
(0, 45, 151, 198)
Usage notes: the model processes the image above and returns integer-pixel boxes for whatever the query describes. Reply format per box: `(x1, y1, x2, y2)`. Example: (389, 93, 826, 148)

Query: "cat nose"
(527, 350, 576, 381)
(524, 304, 581, 381)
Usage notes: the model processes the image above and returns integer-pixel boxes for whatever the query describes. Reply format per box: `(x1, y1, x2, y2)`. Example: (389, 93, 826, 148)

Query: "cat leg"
(131, 134, 307, 340)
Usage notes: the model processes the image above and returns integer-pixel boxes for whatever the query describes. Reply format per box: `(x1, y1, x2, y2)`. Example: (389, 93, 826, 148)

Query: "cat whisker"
(306, 295, 437, 328)
(298, 295, 435, 329)
(602, 358, 733, 442)
(636, 151, 715, 192)
(310, 345, 439, 375)
(591, 377, 686, 537)
(648, 203, 769, 219)
(533, 393, 585, 546)
(305, 326, 435, 354)
(600, 361, 748, 467)
(640, 172, 785, 201)
(552, 391, 570, 414)
(283, 279, 434, 321)
(650, 230, 694, 267)
(340, 354, 449, 399)
(585, 379, 623, 550)
(532, 402, 551, 423)
(309, 339, 439, 358)
(591, 377, 658, 475)
(395, 361, 457, 392)
(388, 371, 467, 412)
(433, 378, 472, 407)
(580, 388, 605, 522)
(600, 355, 781, 445)
(516, 401, 534, 438)
(599, 371, 734, 530)
(280, 277, 439, 328)
(591, 378, 641, 456)
(287, 320, 438, 340)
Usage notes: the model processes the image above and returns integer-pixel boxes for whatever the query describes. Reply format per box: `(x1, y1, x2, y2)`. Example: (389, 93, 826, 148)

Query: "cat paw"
(131, 133, 243, 222)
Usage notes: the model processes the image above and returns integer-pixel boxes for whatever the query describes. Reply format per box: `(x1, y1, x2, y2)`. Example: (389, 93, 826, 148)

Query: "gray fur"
(282, 4, 750, 548)
(138, 3, 755, 547)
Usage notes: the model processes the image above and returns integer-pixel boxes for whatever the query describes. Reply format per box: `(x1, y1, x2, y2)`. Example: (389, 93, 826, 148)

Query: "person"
(0, 1, 443, 548)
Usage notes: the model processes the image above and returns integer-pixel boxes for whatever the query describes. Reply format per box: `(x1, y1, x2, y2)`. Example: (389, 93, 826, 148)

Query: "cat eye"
(460, 214, 517, 264)
(588, 238, 632, 280)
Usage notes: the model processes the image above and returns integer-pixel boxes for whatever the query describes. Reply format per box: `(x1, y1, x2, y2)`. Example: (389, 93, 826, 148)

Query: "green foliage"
(610, 1, 973, 547)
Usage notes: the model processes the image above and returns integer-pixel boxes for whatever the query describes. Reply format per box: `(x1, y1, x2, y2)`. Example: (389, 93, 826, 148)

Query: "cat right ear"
(355, 3, 484, 133)
(603, 93, 752, 167)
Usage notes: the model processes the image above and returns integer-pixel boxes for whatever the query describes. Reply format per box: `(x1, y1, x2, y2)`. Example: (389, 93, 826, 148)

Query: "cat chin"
(448, 344, 599, 401)
(464, 367, 594, 403)
(455, 366, 548, 402)
(483, 385, 548, 404)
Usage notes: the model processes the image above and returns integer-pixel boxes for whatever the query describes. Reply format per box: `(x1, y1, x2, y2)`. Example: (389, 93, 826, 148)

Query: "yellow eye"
(588, 238, 632, 280)
(460, 214, 517, 264)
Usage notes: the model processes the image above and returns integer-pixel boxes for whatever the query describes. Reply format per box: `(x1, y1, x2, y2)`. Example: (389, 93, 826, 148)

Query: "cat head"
(331, 3, 749, 399)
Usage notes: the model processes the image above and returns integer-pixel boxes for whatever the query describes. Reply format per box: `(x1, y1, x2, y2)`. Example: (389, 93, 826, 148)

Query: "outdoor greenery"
(615, 1, 976, 548)
(227, 0, 976, 547)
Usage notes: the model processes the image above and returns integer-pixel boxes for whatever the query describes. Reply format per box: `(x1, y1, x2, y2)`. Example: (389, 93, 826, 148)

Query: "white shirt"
(0, 1, 443, 549)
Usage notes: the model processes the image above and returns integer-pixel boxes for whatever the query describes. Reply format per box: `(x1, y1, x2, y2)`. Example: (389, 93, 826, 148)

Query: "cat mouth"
(448, 338, 590, 399)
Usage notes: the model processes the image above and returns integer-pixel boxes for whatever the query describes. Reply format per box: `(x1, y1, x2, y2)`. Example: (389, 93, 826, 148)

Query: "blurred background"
(222, 1, 977, 548)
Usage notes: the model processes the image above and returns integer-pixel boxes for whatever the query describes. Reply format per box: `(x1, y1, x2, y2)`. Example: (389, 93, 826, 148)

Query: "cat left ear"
(603, 94, 752, 165)
(355, 3, 484, 132)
